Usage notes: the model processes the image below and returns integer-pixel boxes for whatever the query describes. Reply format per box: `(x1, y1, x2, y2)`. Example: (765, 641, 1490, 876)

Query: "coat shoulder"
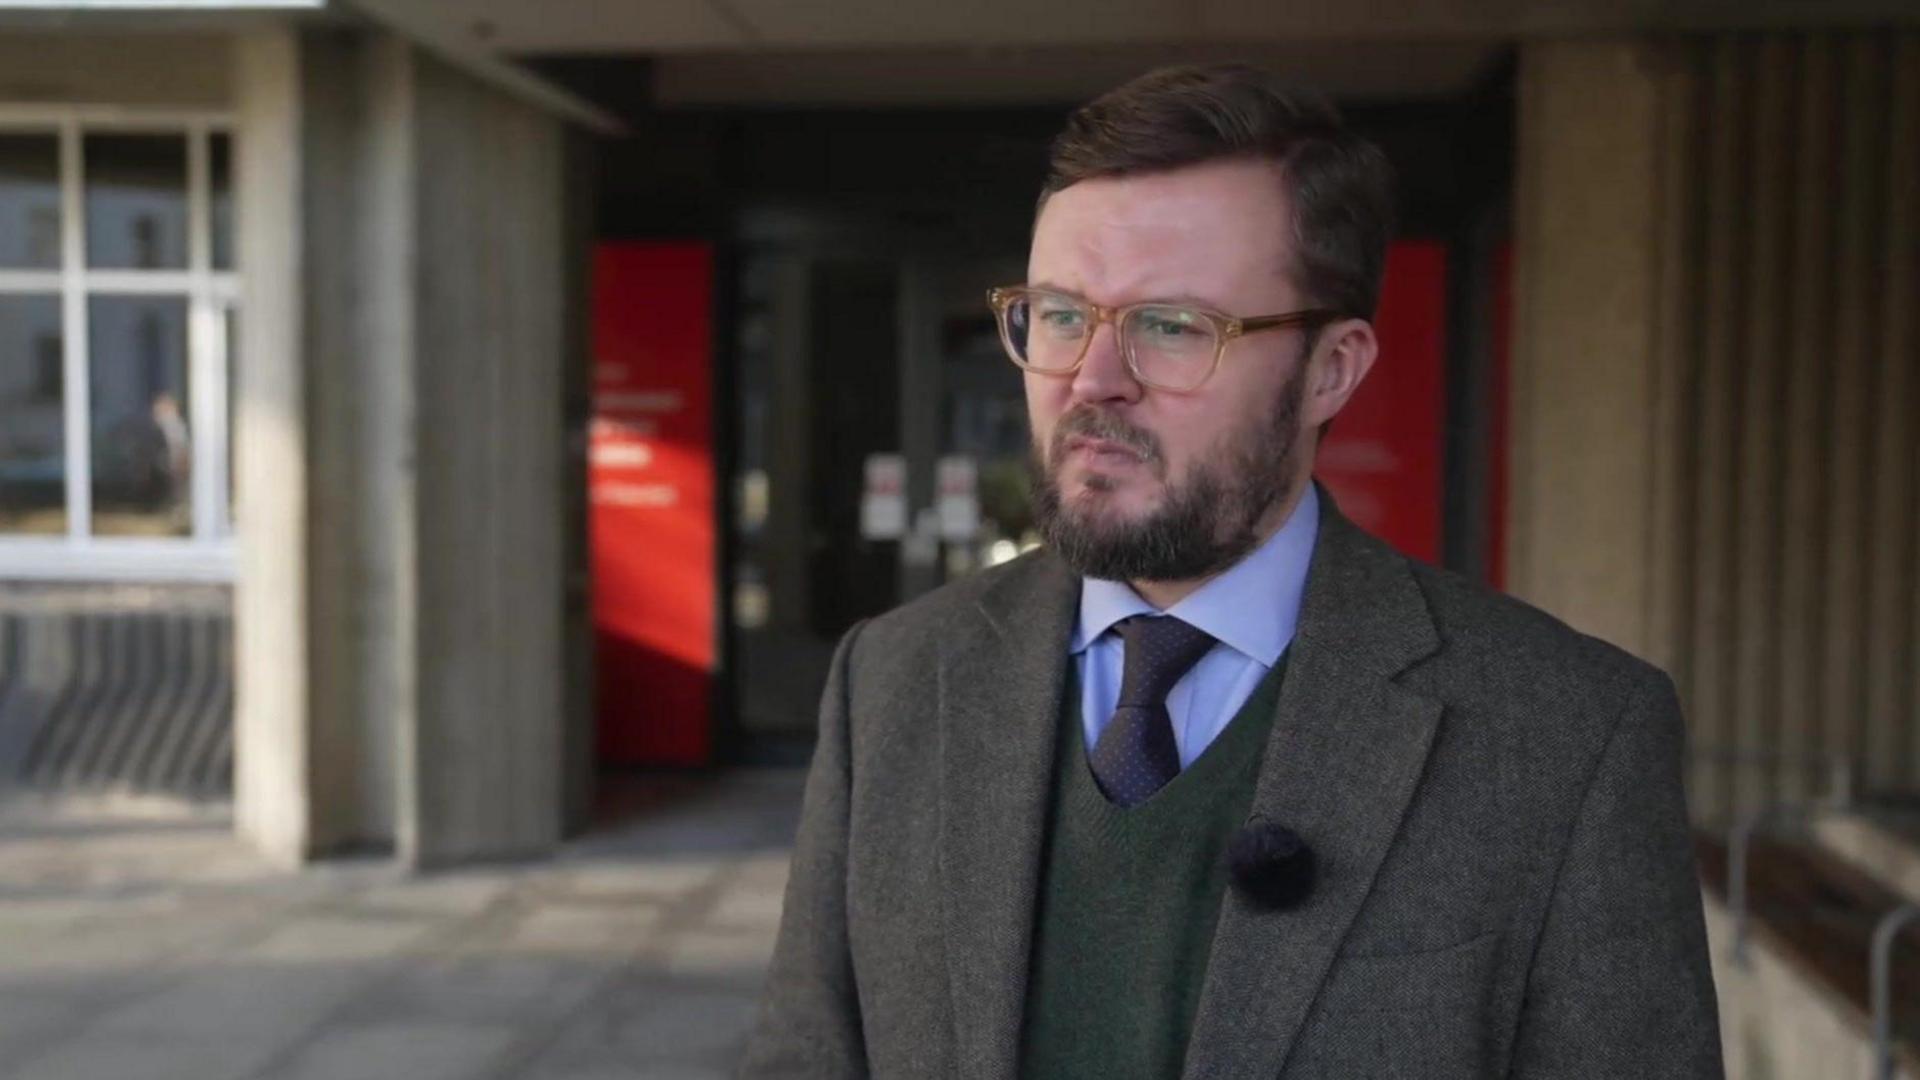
(837, 548, 1064, 686)
(1400, 557, 1673, 715)
(858, 548, 1059, 647)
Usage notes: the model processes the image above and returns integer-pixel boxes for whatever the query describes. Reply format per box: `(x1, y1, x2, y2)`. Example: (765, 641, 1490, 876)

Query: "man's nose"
(1068, 320, 1142, 405)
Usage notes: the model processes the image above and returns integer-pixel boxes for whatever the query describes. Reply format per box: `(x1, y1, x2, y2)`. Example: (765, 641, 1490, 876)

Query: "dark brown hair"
(1041, 63, 1396, 320)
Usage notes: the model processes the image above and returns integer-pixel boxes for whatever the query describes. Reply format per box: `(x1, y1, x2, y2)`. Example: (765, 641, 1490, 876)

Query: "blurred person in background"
(743, 62, 1721, 1079)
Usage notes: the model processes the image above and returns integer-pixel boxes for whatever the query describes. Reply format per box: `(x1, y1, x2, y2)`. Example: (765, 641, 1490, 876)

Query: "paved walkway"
(0, 770, 805, 1080)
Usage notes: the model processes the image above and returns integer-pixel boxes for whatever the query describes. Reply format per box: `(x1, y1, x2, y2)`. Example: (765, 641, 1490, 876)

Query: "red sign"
(590, 242, 715, 766)
(1316, 240, 1447, 564)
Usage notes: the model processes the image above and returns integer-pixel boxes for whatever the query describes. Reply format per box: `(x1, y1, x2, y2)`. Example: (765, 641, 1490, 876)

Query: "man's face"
(1025, 158, 1320, 582)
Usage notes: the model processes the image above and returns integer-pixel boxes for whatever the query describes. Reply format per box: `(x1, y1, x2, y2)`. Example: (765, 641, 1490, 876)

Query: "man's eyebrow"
(1025, 282, 1228, 309)
(1026, 280, 1082, 298)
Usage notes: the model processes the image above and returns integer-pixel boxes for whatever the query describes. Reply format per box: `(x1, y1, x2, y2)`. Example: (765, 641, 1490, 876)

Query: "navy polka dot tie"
(1088, 615, 1217, 808)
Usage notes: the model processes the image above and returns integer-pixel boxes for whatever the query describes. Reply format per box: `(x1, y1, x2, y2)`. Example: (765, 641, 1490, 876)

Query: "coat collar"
(935, 484, 1444, 1080)
(1180, 488, 1444, 1080)
(937, 545, 1079, 1079)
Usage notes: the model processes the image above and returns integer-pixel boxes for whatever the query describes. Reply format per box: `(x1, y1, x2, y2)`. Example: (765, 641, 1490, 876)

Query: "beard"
(1028, 358, 1308, 583)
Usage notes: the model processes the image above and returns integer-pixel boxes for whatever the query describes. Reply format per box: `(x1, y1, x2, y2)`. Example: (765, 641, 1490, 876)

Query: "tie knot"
(1114, 615, 1216, 707)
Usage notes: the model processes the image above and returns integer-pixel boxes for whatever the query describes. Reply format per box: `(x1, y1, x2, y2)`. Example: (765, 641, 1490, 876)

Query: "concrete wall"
(233, 25, 575, 867)
(1508, 39, 1680, 659)
(233, 28, 312, 864)
(1510, 33, 1920, 823)
(405, 47, 568, 867)
(0, 32, 230, 107)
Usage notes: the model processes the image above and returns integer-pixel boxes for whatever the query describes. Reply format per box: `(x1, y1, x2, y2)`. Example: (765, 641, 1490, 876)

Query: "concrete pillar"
(1507, 39, 1687, 665)
(404, 48, 567, 867)
(233, 25, 574, 867)
(233, 28, 313, 867)
(1511, 33, 1920, 821)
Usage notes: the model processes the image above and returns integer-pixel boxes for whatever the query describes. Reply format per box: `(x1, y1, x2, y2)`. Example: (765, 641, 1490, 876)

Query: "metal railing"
(1701, 748, 1858, 967)
(1692, 746, 1857, 816)
(1697, 748, 1920, 1077)
(1872, 904, 1920, 1080)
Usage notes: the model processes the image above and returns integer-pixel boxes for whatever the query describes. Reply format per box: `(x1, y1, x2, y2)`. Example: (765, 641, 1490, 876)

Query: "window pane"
(0, 134, 60, 270)
(85, 134, 187, 271)
(0, 294, 66, 534)
(210, 132, 233, 271)
(224, 304, 236, 533)
(89, 294, 189, 537)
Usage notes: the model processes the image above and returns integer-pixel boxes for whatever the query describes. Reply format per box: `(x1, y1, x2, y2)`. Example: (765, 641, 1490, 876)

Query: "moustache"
(1049, 407, 1162, 465)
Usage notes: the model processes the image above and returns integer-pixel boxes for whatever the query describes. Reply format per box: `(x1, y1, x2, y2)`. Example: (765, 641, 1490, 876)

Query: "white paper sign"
(903, 507, 942, 568)
(935, 455, 980, 542)
(860, 453, 908, 540)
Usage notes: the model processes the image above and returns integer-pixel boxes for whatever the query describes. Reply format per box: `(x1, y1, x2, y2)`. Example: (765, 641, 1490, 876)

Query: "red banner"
(590, 242, 715, 766)
(1316, 240, 1447, 565)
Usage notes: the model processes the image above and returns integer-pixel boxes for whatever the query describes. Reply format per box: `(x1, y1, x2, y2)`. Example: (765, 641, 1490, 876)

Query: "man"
(742, 63, 1722, 1079)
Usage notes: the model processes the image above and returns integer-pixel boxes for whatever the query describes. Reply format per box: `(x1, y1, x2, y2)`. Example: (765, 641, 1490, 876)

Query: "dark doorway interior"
(543, 59, 1514, 763)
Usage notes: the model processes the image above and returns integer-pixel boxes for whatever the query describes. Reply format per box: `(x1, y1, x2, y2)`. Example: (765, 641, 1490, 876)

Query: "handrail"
(1872, 903, 1920, 1080)
(1690, 746, 1855, 810)
(1704, 749, 1857, 968)
(1726, 797, 1840, 966)
(1728, 804, 1779, 967)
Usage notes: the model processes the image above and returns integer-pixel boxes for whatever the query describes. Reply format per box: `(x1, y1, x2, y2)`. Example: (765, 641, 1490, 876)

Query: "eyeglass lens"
(1002, 292, 1219, 389)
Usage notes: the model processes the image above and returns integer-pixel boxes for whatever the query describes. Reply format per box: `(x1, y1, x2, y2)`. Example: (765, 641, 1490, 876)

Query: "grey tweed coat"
(740, 490, 1724, 1079)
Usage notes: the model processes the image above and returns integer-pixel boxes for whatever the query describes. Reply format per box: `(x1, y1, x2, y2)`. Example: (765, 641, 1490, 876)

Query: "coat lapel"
(938, 551, 1079, 1080)
(1182, 493, 1445, 1080)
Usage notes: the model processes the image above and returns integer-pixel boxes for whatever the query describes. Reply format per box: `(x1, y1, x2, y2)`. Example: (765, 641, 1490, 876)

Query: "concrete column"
(233, 25, 573, 867)
(404, 49, 567, 867)
(1511, 33, 1920, 821)
(233, 28, 311, 866)
(1507, 39, 1688, 663)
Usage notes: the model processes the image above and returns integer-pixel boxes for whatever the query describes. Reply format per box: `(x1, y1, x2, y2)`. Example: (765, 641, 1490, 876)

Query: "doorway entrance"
(726, 249, 1036, 753)
(580, 87, 1511, 765)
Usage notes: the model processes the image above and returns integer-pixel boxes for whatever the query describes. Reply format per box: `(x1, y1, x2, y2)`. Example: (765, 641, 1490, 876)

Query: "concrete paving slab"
(267, 1020, 523, 1080)
(703, 883, 786, 933)
(357, 953, 618, 1027)
(0, 990, 91, 1065)
(240, 915, 438, 965)
(657, 927, 778, 988)
(346, 874, 512, 921)
(554, 859, 726, 902)
(89, 961, 388, 1041)
(541, 981, 761, 1064)
(7, 1033, 287, 1080)
(499, 904, 661, 957)
(0, 769, 809, 1079)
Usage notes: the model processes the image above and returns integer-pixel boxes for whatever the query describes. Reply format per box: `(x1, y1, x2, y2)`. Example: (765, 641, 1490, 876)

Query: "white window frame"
(0, 105, 235, 583)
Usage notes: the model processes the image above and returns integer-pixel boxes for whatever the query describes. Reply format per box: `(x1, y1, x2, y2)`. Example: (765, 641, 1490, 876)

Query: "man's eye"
(1141, 316, 1200, 337)
(1038, 308, 1085, 330)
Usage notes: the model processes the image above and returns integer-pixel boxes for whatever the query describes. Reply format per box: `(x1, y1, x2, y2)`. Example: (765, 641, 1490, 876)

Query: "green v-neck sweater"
(1017, 653, 1289, 1079)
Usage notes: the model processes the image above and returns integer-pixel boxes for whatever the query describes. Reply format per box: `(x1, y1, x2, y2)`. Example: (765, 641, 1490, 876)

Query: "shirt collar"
(1070, 482, 1319, 665)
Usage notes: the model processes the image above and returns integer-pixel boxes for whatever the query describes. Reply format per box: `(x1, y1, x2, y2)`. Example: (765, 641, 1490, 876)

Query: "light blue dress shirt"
(1069, 483, 1318, 769)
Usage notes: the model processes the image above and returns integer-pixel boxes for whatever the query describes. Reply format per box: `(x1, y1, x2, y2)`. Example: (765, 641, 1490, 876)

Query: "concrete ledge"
(1813, 807, 1920, 910)
(1705, 894, 1920, 1080)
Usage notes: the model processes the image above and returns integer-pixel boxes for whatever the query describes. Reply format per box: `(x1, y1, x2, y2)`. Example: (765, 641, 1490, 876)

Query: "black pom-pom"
(1226, 819, 1316, 910)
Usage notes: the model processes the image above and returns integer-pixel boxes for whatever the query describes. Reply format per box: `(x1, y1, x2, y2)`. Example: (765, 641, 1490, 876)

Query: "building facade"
(0, 1, 1914, 871)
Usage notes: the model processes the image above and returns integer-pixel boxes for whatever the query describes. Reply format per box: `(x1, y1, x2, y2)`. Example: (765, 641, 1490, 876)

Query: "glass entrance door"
(725, 250, 1034, 755)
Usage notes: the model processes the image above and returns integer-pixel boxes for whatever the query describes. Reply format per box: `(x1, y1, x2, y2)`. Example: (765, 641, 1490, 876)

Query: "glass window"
(0, 134, 60, 270)
(210, 132, 233, 271)
(88, 294, 190, 537)
(1, 118, 235, 564)
(224, 303, 236, 532)
(0, 294, 66, 534)
(85, 134, 188, 271)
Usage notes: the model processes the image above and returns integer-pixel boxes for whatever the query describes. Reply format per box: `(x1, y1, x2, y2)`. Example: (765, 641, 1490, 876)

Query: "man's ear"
(1305, 318, 1379, 429)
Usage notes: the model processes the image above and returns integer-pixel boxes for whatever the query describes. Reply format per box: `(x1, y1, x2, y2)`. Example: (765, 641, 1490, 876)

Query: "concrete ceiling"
(361, 0, 1917, 54)
(346, 0, 1917, 106)
(642, 41, 1507, 107)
